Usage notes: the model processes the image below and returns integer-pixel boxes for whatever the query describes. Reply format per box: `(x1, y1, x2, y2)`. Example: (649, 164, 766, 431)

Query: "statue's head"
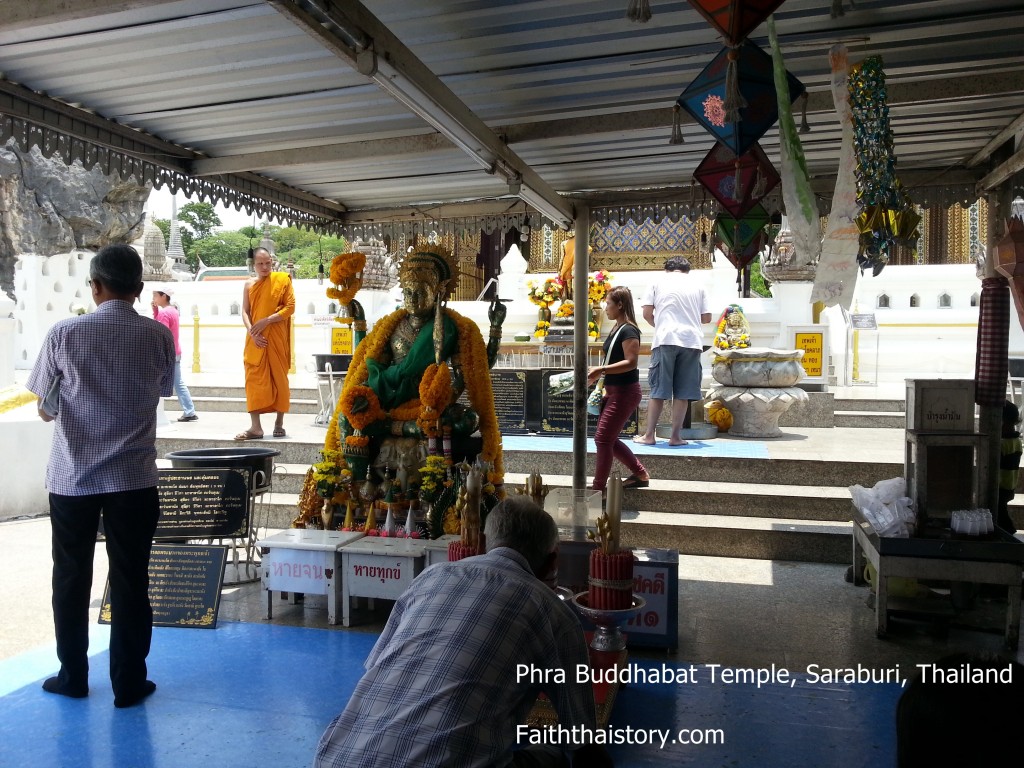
(398, 246, 459, 317)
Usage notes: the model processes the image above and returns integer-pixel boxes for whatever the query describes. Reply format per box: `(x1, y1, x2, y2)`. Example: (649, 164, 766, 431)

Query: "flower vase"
(321, 504, 336, 531)
(536, 305, 551, 339)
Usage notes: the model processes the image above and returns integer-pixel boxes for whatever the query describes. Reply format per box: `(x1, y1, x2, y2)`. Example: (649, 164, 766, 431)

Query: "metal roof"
(0, 0, 1021, 232)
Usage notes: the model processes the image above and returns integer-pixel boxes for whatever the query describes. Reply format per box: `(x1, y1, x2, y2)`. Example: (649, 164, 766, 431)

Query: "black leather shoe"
(177, 414, 199, 422)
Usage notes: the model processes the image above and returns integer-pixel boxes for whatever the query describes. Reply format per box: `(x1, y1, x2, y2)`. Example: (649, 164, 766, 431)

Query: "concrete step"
(256, 467, 857, 521)
(620, 511, 852, 563)
(153, 410, 905, 563)
(502, 448, 901, 489)
(180, 385, 320, 400)
(835, 411, 906, 429)
(248, 492, 854, 564)
(156, 434, 902, 491)
(163, 395, 320, 415)
(833, 398, 905, 413)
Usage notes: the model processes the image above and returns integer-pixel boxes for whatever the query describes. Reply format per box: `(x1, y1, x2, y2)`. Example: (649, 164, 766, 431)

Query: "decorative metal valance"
(0, 82, 348, 235)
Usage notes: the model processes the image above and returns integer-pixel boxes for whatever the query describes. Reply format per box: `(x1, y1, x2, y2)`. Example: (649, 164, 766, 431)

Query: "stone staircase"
(833, 396, 906, 429)
(157, 385, 911, 565)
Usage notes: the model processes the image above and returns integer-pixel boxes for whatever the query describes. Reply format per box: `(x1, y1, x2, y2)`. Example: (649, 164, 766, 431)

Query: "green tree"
(192, 232, 251, 268)
(179, 202, 222, 241)
(749, 259, 771, 298)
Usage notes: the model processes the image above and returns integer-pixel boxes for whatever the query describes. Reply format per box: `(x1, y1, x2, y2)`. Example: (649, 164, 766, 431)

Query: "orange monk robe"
(244, 272, 295, 413)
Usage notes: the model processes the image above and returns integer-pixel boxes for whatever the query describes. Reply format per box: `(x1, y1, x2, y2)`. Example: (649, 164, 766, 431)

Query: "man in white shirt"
(635, 257, 711, 446)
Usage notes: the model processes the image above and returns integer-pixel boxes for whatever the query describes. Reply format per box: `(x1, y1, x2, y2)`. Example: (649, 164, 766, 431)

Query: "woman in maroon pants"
(588, 285, 650, 493)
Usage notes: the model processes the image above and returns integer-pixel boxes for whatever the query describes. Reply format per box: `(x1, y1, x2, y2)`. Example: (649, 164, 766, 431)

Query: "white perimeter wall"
(8, 251, 992, 386)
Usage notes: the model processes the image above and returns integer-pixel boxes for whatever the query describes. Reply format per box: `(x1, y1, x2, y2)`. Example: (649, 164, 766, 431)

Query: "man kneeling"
(314, 496, 613, 768)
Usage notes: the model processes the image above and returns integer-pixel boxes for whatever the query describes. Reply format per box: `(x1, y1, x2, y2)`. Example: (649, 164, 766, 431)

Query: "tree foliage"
(155, 209, 349, 276)
(179, 202, 222, 241)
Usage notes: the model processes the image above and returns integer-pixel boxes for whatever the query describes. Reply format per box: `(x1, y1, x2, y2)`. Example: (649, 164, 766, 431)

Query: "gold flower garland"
(417, 362, 452, 436)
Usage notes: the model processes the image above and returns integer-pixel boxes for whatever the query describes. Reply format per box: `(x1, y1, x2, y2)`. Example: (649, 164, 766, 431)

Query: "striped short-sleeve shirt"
(26, 299, 175, 496)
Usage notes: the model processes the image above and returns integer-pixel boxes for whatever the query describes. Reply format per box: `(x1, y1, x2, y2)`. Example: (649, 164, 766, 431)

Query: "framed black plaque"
(538, 370, 638, 437)
(155, 468, 250, 539)
(99, 544, 228, 629)
(491, 370, 528, 434)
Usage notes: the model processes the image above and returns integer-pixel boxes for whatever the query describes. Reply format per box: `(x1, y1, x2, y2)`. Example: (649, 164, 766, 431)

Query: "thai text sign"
(156, 469, 249, 539)
(794, 332, 824, 377)
(346, 553, 419, 600)
(331, 326, 353, 355)
(100, 544, 227, 629)
(262, 548, 336, 595)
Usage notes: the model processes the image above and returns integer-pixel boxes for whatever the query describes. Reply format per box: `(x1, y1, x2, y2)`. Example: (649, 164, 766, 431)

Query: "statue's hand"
(488, 299, 507, 327)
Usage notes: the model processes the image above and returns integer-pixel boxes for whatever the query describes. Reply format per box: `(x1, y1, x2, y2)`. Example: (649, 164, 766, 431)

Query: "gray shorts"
(648, 345, 702, 401)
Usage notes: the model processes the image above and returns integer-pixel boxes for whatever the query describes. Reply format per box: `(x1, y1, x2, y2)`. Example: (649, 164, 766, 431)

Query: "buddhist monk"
(236, 247, 295, 440)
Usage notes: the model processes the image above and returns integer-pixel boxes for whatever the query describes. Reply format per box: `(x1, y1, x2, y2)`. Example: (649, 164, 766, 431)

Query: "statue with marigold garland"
(298, 245, 506, 537)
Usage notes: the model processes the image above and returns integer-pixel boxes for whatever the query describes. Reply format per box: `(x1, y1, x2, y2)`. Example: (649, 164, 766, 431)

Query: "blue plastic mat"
(502, 434, 769, 459)
(0, 623, 897, 767)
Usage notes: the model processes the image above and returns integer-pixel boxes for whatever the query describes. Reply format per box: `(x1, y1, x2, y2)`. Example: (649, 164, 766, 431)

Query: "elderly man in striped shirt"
(27, 243, 175, 709)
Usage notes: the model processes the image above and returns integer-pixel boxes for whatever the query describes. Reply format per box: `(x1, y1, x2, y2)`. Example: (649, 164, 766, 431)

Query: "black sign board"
(491, 369, 528, 434)
(538, 370, 638, 437)
(156, 468, 250, 539)
(99, 544, 228, 629)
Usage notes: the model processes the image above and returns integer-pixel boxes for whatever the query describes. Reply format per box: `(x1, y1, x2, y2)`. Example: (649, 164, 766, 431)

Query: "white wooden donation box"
(340, 537, 427, 627)
(421, 534, 461, 566)
(257, 529, 365, 625)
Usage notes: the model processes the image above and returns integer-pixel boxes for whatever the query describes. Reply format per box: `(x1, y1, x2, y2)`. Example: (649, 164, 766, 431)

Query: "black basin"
(314, 353, 351, 374)
(165, 447, 280, 492)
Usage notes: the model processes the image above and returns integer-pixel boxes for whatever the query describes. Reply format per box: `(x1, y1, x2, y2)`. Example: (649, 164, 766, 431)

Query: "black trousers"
(49, 488, 159, 696)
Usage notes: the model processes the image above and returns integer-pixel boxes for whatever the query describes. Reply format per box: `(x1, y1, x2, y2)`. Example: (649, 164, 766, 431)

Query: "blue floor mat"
(502, 433, 769, 459)
(0, 623, 898, 767)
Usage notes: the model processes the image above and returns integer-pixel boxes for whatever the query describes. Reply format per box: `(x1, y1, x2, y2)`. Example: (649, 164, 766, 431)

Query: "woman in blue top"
(587, 285, 650, 492)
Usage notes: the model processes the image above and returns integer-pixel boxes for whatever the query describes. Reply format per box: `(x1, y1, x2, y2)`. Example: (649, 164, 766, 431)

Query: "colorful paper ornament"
(715, 204, 770, 253)
(677, 40, 805, 156)
(849, 55, 919, 275)
(694, 141, 779, 219)
(725, 233, 765, 271)
(686, 0, 787, 46)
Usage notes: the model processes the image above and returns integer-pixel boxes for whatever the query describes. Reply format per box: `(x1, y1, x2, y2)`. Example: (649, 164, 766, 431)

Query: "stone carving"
(0, 140, 150, 298)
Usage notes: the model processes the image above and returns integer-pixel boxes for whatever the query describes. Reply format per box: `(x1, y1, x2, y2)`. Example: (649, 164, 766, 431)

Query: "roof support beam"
(269, 0, 574, 228)
(189, 71, 1023, 176)
(968, 109, 1024, 168)
(190, 133, 452, 177)
(976, 145, 1024, 193)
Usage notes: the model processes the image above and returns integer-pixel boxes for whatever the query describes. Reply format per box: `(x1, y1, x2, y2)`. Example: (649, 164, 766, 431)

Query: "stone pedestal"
(704, 385, 808, 438)
(708, 347, 808, 438)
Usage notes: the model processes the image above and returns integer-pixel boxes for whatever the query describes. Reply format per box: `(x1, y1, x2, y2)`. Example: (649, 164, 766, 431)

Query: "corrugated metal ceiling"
(0, 0, 1021, 226)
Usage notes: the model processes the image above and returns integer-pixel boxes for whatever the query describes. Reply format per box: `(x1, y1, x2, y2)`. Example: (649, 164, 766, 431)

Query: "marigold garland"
(342, 384, 385, 431)
(417, 362, 452, 437)
(328, 252, 366, 298)
(331, 306, 504, 485)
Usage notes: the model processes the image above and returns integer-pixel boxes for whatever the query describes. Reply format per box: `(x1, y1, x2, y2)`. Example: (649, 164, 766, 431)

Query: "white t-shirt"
(641, 271, 710, 350)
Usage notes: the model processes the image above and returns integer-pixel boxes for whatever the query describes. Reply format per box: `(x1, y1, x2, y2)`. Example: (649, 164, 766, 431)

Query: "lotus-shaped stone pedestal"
(706, 348, 808, 438)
